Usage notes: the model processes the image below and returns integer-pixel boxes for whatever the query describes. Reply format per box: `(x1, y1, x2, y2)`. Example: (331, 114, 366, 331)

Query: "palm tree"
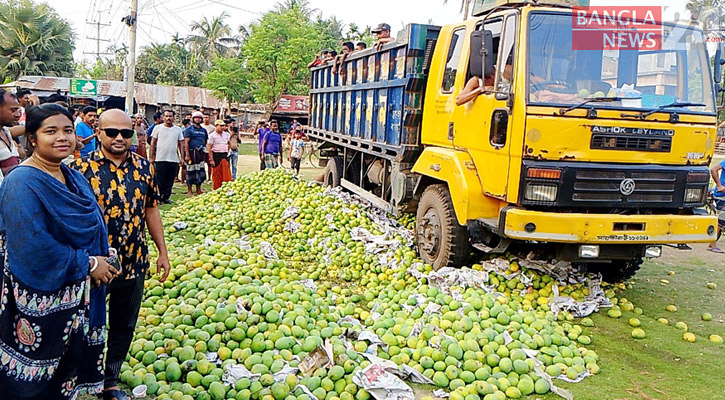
(686, 0, 723, 34)
(348, 23, 360, 40)
(238, 25, 250, 43)
(444, 0, 472, 20)
(0, 0, 75, 81)
(186, 11, 240, 66)
(327, 16, 345, 41)
(171, 33, 185, 47)
(275, 0, 316, 18)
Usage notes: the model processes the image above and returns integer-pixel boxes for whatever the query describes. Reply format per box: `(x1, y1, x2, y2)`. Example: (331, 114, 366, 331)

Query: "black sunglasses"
(103, 128, 135, 139)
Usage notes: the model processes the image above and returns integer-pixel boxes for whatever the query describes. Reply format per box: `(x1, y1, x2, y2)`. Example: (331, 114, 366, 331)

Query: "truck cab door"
(453, 15, 516, 200)
(422, 26, 468, 148)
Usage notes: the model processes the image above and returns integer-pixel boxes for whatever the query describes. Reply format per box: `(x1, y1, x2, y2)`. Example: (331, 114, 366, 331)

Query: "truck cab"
(309, 0, 720, 280)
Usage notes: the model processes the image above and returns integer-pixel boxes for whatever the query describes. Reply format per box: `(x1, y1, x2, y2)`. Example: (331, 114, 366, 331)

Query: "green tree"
(75, 45, 127, 81)
(275, 0, 316, 17)
(317, 16, 345, 42)
(242, 1, 335, 115)
(186, 12, 240, 68)
(346, 23, 375, 46)
(0, 0, 75, 82)
(203, 57, 253, 113)
(136, 42, 202, 86)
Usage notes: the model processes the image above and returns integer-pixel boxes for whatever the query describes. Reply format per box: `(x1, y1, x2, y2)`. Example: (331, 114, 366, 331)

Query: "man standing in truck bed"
(372, 23, 395, 50)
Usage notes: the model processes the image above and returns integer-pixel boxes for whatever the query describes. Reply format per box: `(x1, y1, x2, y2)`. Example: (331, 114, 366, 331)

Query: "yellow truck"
(308, 0, 720, 280)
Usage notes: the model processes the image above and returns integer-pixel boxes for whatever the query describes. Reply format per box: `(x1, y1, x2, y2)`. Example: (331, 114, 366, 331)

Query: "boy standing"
(289, 129, 305, 174)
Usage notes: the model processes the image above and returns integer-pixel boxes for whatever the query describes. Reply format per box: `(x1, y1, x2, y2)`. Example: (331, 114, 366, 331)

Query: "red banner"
(277, 95, 309, 113)
(572, 6, 663, 50)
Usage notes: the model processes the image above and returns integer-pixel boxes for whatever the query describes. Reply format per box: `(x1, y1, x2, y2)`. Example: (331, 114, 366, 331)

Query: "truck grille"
(572, 170, 675, 203)
(591, 134, 672, 152)
(520, 161, 708, 209)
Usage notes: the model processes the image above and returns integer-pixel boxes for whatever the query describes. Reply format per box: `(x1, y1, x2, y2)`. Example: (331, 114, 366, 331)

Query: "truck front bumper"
(501, 208, 717, 244)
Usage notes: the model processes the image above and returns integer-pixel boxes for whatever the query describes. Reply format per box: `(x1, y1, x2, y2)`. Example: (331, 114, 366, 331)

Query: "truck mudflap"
(500, 208, 717, 244)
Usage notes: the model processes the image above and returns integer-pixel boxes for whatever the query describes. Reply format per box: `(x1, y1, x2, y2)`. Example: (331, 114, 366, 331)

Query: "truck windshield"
(527, 12, 715, 114)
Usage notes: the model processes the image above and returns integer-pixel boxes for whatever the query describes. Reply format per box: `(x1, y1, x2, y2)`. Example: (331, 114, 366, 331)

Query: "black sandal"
(102, 389, 130, 400)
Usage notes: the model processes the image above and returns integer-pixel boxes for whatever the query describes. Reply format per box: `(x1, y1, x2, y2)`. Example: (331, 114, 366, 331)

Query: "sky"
(40, 0, 690, 63)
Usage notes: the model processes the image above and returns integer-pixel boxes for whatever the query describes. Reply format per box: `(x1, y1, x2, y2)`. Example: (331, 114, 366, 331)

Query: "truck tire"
(416, 184, 471, 270)
(589, 258, 643, 283)
(324, 157, 343, 187)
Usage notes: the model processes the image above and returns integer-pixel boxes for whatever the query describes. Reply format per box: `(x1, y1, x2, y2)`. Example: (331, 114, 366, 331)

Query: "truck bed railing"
(308, 24, 441, 161)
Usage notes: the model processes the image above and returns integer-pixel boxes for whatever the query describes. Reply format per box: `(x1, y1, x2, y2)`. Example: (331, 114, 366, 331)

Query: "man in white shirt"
(0, 90, 21, 181)
(149, 109, 186, 204)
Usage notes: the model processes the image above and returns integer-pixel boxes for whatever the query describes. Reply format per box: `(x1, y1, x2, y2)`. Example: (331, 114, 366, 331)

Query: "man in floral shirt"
(71, 109, 171, 400)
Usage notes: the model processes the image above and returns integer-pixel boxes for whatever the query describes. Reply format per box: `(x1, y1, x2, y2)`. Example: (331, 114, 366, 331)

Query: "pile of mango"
(127, 169, 612, 400)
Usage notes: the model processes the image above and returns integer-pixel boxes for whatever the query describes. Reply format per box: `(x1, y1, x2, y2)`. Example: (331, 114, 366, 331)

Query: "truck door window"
(496, 15, 517, 94)
(441, 28, 465, 93)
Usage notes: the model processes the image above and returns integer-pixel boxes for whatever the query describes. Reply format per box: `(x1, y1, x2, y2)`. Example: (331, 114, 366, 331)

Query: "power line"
(156, 1, 192, 31)
(108, 0, 129, 51)
(203, 0, 262, 15)
(108, 0, 126, 23)
(175, 0, 211, 13)
(137, 20, 176, 39)
(136, 19, 154, 43)
(79, 0, 98, 59)
(85, 8, 113, 60)
(152, 0, 190, 36)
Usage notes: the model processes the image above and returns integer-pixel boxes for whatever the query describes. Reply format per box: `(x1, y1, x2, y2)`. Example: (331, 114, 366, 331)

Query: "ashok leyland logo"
(620, 179, 636, 196)
(572, 6, 663, 50)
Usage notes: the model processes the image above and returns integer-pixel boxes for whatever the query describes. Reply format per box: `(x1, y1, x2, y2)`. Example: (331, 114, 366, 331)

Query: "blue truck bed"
(308, 24, 441, 162)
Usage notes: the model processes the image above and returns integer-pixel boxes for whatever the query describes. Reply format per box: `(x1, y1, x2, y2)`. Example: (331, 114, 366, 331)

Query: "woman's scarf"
(0, 165, 109, 291)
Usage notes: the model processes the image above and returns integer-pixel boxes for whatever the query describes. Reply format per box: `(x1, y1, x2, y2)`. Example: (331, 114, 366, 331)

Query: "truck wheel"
(416, 184, 471, 270)
(324, 157, 343, 187)
(589, 258, 643, 282)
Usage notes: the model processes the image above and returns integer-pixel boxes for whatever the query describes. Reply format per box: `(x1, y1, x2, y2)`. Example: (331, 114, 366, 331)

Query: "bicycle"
(305, 141, 323, 169)
(705, 190, 725, 241)
(281, 140, 324, 169)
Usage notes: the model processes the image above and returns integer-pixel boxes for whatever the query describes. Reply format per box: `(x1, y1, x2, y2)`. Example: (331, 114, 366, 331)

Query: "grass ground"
(120, 150, 725, 399)
(536, 247, 724, 400)
(160, 141, 322, 209)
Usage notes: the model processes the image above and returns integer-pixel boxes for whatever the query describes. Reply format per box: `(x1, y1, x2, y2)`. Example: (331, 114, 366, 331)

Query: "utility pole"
(84, 10, 111, 60)
(123, 0, 138, 114)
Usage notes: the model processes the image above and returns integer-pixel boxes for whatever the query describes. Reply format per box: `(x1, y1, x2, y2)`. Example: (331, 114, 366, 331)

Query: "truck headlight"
(684, 187, 705, 203)
(525, 184, 558, 202)
(645, 246, 662, 258)
(579, 245, 600, 258)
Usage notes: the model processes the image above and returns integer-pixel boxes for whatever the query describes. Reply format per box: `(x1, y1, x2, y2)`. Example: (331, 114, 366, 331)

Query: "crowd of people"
(0, 20, 412, 400)
(0, 88, 251, 400)
(307, 22, 395, 72)
(254, 118, 306, 175)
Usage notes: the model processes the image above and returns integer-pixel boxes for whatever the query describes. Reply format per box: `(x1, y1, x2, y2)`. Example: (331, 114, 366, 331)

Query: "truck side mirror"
(483, 30, 494, 78)
(469, 31, 484, 78)
(469, 30, 494, 78)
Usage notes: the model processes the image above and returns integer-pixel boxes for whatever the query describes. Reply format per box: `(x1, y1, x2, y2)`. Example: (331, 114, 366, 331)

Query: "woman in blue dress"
(0, 104, 118, 399)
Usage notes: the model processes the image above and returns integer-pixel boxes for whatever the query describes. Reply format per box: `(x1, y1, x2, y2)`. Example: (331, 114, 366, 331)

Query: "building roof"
(135, 83, 221, 109)
(233, 103, 267, 114)
(11, 76, 222, 109)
